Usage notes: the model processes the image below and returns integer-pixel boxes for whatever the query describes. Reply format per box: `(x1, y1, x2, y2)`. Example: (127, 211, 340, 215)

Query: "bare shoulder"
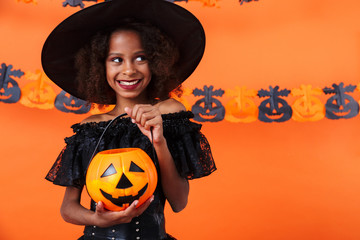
(80, 113, 113, 124)
(157, 98, 186, 114)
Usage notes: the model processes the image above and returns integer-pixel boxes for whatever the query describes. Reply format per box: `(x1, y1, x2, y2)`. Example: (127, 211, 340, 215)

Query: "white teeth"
(119, 80, 140, 86)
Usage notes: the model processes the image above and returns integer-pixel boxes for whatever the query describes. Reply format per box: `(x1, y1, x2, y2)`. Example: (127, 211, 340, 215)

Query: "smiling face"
(106, 30, 152, 105)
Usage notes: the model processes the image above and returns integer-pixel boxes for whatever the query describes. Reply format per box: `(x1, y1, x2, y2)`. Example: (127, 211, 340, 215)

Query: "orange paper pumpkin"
(224, 86, 258, 123)
(188, 0, 219, 7)
(20, 70, 56, 109)
(291, 85, 325, 122)
(17, 0, 37, 4)
(86, 148, 158, 211)
(90, 104, 115, 115)
(170, 87, 193, 111)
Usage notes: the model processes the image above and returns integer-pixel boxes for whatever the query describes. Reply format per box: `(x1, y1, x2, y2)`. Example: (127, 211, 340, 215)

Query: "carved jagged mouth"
(199, 113, 217, 119)
(100, 183, 148, 207)
(330, 110, 351, 116)
(29, 97, 48, 105)
(62, 103, 83, 111)
(0, 94, 12, 100)
(265, 113, 284, 120)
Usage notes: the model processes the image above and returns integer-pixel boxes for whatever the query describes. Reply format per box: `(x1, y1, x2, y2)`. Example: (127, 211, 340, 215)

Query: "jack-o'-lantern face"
(226, 99, 258, 123)
(54, 90, 90, 114)
(258, 86, 292, 123)
(86, 148, 158, 211)
(292, 97, 325, 122)
(0, 64, 23, 103)
(0, 79, 21, 103)
(192, 98, 225, 122)
(291, 85, 325, 122)
(325, 95, 358, 119)
(192, 86, 225, 122)
(225, 87, 258, 123)
(258, 98, 292, 122)
(323, 83, 359, 119)
(0, 63, 23, 103)
(20, 71, 56, 109)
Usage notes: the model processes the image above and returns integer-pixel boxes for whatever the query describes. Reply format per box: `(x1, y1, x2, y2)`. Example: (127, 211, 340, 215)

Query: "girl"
(43, 0, 216, 239)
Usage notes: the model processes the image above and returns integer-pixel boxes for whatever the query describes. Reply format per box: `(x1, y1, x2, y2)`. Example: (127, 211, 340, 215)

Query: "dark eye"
(112, 57, 123, 63)
(135, 55, 147, 62)
(129, 161, 144, 172)
(101, 163, 117, 177)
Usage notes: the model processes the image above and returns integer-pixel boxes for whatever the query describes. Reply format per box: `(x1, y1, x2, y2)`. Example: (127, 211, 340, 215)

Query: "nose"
(116, 173, 133, 189)
(122, 61, 136, 76)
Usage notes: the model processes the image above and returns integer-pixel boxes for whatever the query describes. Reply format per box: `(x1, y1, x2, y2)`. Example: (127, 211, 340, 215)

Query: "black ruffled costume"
(46, 111, 216, 240)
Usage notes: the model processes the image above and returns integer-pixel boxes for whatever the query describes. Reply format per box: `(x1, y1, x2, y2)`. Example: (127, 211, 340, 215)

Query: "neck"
(107, 95, 154, 116)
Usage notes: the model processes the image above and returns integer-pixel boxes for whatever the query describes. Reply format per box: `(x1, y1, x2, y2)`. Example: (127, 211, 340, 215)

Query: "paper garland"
(2, 62, 360, 123)
(16, 0, 256, 8)
(0, 63, 23, 103)
(239, 0, 258, 5)
(16, 0, 37, 4)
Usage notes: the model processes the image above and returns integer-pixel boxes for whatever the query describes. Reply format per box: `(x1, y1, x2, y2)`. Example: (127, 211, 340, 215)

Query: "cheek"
(140, 65, 152, 84)
(106, 65, 117, 88)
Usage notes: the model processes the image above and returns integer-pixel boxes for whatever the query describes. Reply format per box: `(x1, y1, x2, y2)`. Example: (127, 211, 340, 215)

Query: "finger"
(131, 105, 146, 119)
(142, 115, 162, 131)
(134, 106, 160, 127)
(134, 106, 152, 124)
(123, 200, 139, 216)
(133, 105, 157, 122)
(96, 201, 106, 214)
(139, 108, 159, 128)
(124, 107, 132, 118)
(135, 196, 154, 214)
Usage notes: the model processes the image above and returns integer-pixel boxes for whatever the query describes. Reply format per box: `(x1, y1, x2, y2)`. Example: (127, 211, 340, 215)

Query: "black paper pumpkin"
(55, 90, 90, 114)
(258, 86, 292, 123)
(240, 0, 259, 5)
(323, 83, 359, 119)
(0, 63, 23, 103)
(192, 85, 225, 122)
(62, 0, 97, 8)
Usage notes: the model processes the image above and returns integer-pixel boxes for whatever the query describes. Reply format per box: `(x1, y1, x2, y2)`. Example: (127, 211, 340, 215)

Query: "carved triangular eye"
(129, 161, 144, 172)
(101, 163, 117, 177)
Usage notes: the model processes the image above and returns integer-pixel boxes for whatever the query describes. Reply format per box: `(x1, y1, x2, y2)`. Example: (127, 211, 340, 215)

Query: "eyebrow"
(108, 50, 146, 56)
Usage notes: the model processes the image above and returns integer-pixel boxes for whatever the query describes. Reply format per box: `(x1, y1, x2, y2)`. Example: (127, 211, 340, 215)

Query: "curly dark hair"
(75, 19, 181, 104)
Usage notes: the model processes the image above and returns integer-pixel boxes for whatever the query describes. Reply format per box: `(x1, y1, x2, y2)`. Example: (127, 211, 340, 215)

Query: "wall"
(1, 0, 360, 239)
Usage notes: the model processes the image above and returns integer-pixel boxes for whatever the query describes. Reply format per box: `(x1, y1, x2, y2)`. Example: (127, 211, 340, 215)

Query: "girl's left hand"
(125, 105, 164, 144)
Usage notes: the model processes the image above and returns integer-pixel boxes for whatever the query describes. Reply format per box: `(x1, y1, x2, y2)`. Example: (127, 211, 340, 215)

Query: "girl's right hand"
(93, 195, 154, 228)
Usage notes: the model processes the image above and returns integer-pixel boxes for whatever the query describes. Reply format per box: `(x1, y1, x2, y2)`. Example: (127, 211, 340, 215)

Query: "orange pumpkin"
(224, 87, 258, 123)
(20, 70, 56, 109)
(291, 85, 325, 122)
(17, 0, 37, 4)
(170, 87, 193, 111)
(86, 148, 157, 211)
(90, 104, 115, 115)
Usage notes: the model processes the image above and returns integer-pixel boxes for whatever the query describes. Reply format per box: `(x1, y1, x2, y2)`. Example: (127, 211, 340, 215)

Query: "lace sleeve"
(45, 124, 95, 188)
(163, 112, 216, 180)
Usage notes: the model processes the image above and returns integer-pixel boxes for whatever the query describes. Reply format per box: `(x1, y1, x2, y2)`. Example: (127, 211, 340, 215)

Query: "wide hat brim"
(41, 0, 205, 104)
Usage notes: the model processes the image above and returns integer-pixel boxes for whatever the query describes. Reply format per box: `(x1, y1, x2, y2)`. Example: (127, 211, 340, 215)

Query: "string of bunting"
(1, 62, 360, 123)
(16, 0, 257, 8)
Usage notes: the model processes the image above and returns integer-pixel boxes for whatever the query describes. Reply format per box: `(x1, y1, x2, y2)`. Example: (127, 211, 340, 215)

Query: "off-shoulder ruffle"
(45, 111, 216, 188)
